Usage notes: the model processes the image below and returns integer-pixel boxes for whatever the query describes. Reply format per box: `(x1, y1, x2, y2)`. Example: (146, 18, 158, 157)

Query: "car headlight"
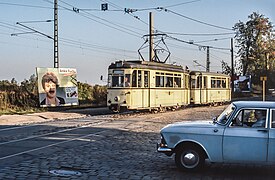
(114, 96, 120, 102)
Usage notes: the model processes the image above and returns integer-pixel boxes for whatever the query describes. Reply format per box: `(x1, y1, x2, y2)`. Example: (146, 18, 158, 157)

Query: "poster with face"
(36, 67, 79, 107)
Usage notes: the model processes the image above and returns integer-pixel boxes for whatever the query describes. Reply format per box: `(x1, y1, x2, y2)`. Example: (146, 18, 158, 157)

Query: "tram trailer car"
(190, 71, 231, 105)
(107, 60, 231, 112)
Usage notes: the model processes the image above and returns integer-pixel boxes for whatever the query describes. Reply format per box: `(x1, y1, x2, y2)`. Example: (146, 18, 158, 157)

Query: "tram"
(189, 71, 231, 105)
(107, 60, 231, 112)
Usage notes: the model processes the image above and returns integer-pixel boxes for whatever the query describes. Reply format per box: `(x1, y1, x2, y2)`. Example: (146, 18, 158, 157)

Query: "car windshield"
(216, 103, 235, 125)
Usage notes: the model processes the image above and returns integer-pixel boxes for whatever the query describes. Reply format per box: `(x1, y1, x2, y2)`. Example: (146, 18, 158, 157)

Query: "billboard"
(36, 67, 78, 107)
(233, 75, 252, 92)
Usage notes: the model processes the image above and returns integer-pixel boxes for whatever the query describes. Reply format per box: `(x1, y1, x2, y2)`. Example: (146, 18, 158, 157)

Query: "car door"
(268, 109, 275, 162)
(222, 108, 268, 162)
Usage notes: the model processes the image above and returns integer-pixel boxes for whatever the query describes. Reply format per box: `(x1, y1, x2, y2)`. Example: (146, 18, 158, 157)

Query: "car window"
(217, 103, 235, 124)
(231, 109, 267, 128)
(272, 109, 275, 128)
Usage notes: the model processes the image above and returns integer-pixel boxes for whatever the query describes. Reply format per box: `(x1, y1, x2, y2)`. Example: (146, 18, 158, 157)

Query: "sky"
(0, 0, 274, 85)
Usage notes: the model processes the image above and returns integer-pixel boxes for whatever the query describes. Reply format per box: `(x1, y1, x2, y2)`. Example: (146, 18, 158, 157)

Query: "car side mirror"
(212, 117, 217, 123)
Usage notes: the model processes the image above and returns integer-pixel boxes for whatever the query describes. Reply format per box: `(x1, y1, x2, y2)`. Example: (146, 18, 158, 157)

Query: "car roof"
(232, 101, 275, 109)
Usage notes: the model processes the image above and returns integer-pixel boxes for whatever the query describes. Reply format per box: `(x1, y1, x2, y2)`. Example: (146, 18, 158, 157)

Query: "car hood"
(161, 120, 219, 133)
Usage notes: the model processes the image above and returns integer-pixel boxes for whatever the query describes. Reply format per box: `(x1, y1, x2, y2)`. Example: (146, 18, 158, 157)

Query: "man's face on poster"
(44, 81, 57, 99)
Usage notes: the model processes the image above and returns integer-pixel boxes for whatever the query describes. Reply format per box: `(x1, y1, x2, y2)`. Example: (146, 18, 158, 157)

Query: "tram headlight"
(114, 96, 120, 102)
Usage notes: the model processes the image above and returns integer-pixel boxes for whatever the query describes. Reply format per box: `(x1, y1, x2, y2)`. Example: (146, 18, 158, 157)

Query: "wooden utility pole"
(261, 76, 267, 101)
(231, 38, 234, 93)
(149, 12, 154, 62)
(54, 0, 59, 68)
(206, 46, 210, 72)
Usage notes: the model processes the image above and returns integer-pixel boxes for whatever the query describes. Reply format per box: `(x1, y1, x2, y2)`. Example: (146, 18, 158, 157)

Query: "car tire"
(175, 145, 205, 171)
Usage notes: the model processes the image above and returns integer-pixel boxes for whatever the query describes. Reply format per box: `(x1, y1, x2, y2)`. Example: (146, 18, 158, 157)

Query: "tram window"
(174, 77, 181, 88)
(211, 78, 216, 88)
(197, 76, 202, 88)
(166, 77, 173, 87)
(156, 76, 164, 87)
(222, 79, 226, 88)
(125, 74, 131, 87)
(191, 78, 196, 88)
(108, 74, 112, 87)
(217, 80, 221, 88)
(112, 75, 124, 87)
(138, 70, 142, 87)
(132, 70, 137, 87)
(144, 71, 149, 88)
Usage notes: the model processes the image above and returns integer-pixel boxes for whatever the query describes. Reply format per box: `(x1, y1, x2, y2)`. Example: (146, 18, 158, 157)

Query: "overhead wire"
(57, 0, 143, 38)
(161, 32, 236, 36)
(0, 21, 137, 57)
(0, 2, 52, 9)
(100, 0, 149, 26)
(162, 8, 233, 31)
(193, 37, 232, 44)
(108, 0, 233, 68)
(2, 0, 234, 68)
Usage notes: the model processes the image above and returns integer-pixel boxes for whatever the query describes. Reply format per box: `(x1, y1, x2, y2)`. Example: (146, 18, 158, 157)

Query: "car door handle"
(257, 129, 268, 133)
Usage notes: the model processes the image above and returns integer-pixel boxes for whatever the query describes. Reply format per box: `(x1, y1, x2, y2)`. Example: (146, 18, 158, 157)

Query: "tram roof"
(189, 71, 230, 77)
(109, 60, 188, 73)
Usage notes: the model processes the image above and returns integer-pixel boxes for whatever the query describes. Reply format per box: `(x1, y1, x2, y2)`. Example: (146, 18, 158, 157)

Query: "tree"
(77, 82, 93, 103)
(233, 12, 274, 79)
(221, 60, 231, 75)
(92, 85, 107, 104)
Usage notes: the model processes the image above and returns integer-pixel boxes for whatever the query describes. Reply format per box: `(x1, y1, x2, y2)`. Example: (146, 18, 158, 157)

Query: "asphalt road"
(0, 106, 275, 179)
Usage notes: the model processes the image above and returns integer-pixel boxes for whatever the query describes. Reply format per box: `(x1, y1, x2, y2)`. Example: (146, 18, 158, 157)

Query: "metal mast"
(54, 0, 59, 68)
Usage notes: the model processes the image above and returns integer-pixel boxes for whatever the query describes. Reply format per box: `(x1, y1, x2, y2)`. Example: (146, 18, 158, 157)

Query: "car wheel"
(175, 145, 205, 171)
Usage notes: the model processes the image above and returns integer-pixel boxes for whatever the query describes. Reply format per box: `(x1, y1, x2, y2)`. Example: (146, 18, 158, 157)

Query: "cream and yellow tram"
(107, 60, 190, 111)
(190, 71, 231, 105)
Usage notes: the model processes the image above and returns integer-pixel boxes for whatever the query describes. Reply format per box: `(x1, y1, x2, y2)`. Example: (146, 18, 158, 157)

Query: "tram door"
(143, 71, 150, 108)
(197, 75, 207, 104)
(132, 70, 150, 108)
(191, 75, 205, 104)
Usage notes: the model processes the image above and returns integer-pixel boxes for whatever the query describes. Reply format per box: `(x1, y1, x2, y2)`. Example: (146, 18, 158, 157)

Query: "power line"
(0, 2, 52, 9)
(0, 21, 28, 32)
(164, 0, 202, 8)
(107, 2, 233, 32)
(167, 35, 231, 50)
(193, 37, 232, 44)
(55, 0, 143, 38)
(0, 20, 138, 56)
(163, 32, 235, 36)
(164, 8, 233, 31)
(100, 0, 149, 26)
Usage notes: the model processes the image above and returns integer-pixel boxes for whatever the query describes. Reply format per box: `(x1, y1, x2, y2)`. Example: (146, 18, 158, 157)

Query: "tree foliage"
(0, 75, 38, 111)
(77, 82, 107, 105)
(221, 60, 231, 75)
(233, 12, 275, 86)
(0, 76, 107, 113)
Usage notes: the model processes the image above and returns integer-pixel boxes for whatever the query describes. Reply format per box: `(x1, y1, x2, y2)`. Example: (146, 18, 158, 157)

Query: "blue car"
(157, 101, 275, 171)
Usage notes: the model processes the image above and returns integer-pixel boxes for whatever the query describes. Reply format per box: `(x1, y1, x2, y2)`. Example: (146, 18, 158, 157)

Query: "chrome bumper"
(157, 143, 173, 156)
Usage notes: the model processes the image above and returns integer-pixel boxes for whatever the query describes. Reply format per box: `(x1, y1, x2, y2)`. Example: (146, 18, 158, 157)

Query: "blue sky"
(0, 0, 274, 85)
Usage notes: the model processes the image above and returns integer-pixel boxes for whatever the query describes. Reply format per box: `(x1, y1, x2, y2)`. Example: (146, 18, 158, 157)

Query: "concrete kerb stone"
(0, 112, 87, 126)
